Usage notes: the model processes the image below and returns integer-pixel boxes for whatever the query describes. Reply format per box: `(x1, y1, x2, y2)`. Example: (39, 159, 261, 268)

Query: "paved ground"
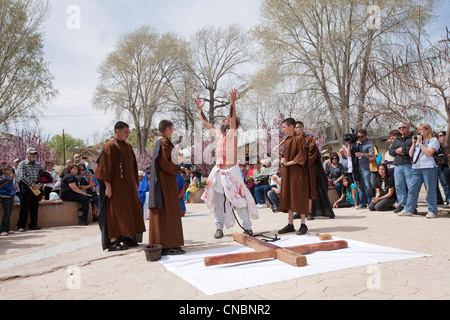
(0, 198, 449, 301)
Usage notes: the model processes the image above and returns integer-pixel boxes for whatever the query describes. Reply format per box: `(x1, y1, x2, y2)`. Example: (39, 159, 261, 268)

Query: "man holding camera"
(388, 122, 414, 213)
(353, 129, 375, 209)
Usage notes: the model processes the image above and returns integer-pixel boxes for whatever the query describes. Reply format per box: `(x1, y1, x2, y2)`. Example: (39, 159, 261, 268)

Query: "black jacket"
(389, 134, 413, 166)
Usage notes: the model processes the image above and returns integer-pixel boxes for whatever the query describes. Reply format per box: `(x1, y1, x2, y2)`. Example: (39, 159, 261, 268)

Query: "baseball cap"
(26, 147, 38, 154)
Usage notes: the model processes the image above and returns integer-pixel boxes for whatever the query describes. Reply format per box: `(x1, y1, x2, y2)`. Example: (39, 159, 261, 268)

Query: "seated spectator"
(253, 161, 271, 208)
(84, 169, 99, 219)
(368, 164, 396, 212)
(322, 155, 331, 173)
(0, 165, 16, 236)
(138, 168, 151, 208)
(339, 148, 349, 177)
(326, 152, 345, 197)
(76, 164, 96, 193)
(267, 168, 282, 212)
(60, 159, 73, 178)
(81, 156, 95, 171)
(60, 164, 90, 225)
(333, 176, 358, 208)
(43, 162, 61, 200)
(183, 167, 191, 192)
(192, 169, 202, 188)
(244, 164, 255, 194)
(184, 171, 199, 202)
(73, 154, 82, 165)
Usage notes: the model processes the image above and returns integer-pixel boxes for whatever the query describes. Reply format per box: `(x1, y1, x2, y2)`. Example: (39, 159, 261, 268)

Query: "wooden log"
(276, 248, 307, 267)
(204, 235, 348, 267)
(233, 233, 281, 251)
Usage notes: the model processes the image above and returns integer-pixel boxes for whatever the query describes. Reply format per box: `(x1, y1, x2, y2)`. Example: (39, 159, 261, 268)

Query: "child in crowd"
(184, 171, 198, 203)
(333, 176, 358, 208)
(0, 165, 17, 236)
(368, 164, 396, 211)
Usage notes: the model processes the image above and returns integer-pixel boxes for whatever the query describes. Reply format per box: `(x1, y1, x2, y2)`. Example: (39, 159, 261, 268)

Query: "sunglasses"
(398, 126, 407, 130)
(357, 136, 365, 139)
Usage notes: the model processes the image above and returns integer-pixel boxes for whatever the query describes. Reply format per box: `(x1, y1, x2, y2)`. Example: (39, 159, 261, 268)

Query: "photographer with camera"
(350, 129, 375, 210)
(398, 124, 440, 218)
(388, 122, 414, 214)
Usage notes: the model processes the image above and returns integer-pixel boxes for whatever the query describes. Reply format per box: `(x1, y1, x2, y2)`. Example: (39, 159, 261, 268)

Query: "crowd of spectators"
(327, 122, 449, 218)
(0, 152, 101, 235)
(1, 121, 448, 237)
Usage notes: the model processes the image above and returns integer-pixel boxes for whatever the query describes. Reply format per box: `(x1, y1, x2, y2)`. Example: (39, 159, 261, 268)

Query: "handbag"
(434, 147, 448, 166)
(254, 175, 269, 187)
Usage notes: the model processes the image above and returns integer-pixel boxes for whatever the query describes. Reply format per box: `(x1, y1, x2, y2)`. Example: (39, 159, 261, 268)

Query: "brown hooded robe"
(94, 140, 146, 247)
(148, 138, 184, 249)
(279, 134, 311, 215)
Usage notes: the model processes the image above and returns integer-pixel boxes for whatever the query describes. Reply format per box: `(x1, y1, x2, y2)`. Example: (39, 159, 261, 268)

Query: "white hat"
(26, 147, 38, 154)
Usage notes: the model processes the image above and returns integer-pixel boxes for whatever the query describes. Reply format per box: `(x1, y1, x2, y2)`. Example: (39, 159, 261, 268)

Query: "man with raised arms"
(196, 89, 258, 239)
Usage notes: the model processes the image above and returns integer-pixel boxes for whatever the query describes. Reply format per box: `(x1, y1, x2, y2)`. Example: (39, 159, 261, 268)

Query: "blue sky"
(34, 0, 450, 144)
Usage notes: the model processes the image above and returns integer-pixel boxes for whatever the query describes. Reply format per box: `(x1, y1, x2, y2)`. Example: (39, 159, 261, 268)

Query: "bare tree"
(188, 24, 254, 126)
(93, 26, 189, 154)
(0, 0, 58, 127)
(165, 70, 203, 135)
(254, 0, 439, 141)
(369, 26, 449, 140)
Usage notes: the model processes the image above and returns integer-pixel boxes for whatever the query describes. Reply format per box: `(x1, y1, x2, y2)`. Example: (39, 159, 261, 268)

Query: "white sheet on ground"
(159, 235, 431, 296)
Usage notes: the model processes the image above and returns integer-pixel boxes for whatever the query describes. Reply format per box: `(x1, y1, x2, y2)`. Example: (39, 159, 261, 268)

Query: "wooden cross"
(204, 233, 348, 268)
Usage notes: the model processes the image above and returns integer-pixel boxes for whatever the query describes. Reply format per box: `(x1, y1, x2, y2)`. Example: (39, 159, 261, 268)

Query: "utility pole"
(63, 129, 66, 164)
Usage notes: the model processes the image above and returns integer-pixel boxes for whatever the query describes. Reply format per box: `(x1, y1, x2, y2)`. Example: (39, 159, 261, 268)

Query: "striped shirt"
(17, 160, 42, 187)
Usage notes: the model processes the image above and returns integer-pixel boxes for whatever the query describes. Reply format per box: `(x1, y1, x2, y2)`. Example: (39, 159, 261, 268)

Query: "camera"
(344, 130, 358, 144)
(413, 133, 422, 141)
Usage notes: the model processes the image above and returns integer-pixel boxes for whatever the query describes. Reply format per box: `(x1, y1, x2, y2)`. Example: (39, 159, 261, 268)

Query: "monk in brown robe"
(294, 121, 318, 220)
(95, 121, 146, 252)
(294, 121, 335, 220)
(278, 118, 311, 236)
(148, 120, 185, 255)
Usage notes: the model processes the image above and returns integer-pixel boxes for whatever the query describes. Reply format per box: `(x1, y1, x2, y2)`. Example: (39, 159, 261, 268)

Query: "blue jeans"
(357, 169, 373, 207)
(61, 192, 90, 222)
(267, 190, 280, 208)
(333, 180, 343, 198)
(404, 167, 438, 215)
(394, 164, 413, 207)
(438, 166, 450, 203)
(254, 185, 268, 205)
(1, 196, 14, 232)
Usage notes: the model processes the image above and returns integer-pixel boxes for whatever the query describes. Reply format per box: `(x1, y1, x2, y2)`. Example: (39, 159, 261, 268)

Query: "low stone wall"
(3, 200, 93, 231)
(186, 188, 205, 204)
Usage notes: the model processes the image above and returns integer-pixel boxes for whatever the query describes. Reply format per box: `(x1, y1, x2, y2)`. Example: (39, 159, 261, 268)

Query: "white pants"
(212, 169, 252, 231)
(213, 191, 252, 231)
